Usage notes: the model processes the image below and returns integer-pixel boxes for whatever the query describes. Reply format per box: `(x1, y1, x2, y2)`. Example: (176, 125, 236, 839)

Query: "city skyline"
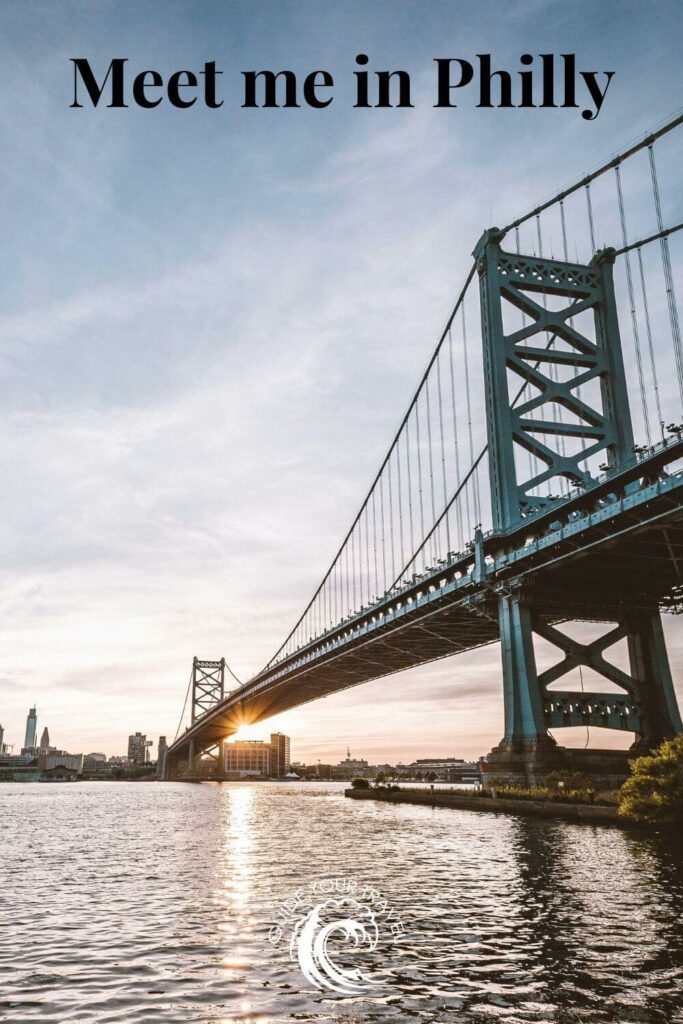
(0, 700, 482, 764)
(1, 1, 681, 762)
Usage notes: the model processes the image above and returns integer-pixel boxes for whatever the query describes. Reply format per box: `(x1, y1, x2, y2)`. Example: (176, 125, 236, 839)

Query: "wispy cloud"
(0, 0, 680, 760)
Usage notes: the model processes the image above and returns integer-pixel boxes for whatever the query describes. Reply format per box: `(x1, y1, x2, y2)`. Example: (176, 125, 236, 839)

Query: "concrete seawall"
(344, 787, 632, 827)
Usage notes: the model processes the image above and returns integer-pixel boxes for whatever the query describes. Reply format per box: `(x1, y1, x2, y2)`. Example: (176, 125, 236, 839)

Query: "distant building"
(128, 732, 148, 765)
(23, 706, 37, 752)
(157, 736, 167, 778)
(83, 754, 113, 776)
(270, 733, 291, 778)
(404, 757, 479, 782)
(39, 727, 50, 752)
(333, 748, 370, 780)
(0, 723, 4, 753)
(223, 740, 270, 777)
(0, 752, 41, 782)
(37, 751, 84, 774)
(293, 762, 333, 779)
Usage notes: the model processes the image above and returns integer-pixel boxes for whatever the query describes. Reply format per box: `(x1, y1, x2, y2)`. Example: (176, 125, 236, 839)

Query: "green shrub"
(351, 777, 370, 789)
(483, 783, 609, 805)
(619, 735, 683, 825)
(543, 770, 596, 791)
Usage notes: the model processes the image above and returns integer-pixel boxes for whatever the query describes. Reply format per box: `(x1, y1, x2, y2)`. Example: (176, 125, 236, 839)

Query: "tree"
(351, 777, 370, 789)
(619, 735, 683, 825)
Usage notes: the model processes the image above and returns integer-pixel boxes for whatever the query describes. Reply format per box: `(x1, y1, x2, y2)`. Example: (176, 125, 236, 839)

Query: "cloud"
(0, 1, 681, 759)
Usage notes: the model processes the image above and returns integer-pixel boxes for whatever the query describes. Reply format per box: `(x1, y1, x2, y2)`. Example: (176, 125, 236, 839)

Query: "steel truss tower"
(185, 657, 226, 774)
(475, 229, 681, 776)
(192, 658, 225, 722)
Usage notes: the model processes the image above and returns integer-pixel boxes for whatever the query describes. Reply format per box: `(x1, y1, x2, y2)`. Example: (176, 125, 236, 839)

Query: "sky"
(0, 0, 682, 763)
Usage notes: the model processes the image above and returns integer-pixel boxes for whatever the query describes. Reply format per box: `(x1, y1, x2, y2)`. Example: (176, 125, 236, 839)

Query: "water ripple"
(1, 782, 682, 1023)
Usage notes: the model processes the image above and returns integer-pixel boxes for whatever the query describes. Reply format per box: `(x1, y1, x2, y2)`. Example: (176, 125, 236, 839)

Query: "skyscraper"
(270, 733, 291, 778)
(157, 736, 167, 778)
(23, 706, 37, 751)
(39, 727, 50, 752)
(128, 732, 147, 765)
(0, 723, 4, 753)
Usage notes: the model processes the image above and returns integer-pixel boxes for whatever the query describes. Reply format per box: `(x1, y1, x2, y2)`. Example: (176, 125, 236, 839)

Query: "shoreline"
(344, 786, 641, 828)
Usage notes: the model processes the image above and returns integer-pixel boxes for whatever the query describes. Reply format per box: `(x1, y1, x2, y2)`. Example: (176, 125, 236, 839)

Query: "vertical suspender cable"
(364, 505, 371, 605)
(358, 519, 363, 610)
(379, 476, 387, 595)
(462, 302, 479, 526)
(636, 247, 665, 439)
(357, 520, 362, 610)
(352, 524, 358, 610)
(345, 539, 350, 616)
(448, 326, 464, 549)
(396, 434, 405, 575)
(425, 378, 437, 564)
(415, 393, 426, 566)
(585, 183, 596, 254)
(372, 488, 378, 600)
(649, 144, 683, 406)
(436, 351, 452, 554)
(387, 457, 396, 584)
(406, 417, 415, 560)
(615, 164, 652, 445)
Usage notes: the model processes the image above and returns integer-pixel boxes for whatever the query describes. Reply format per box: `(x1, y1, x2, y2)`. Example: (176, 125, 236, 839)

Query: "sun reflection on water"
(221, 786, 256, 917)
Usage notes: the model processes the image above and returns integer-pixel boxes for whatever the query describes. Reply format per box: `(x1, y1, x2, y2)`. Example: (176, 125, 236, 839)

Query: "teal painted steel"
(475, 234, 680, 750)
(473, 233, 634, 529)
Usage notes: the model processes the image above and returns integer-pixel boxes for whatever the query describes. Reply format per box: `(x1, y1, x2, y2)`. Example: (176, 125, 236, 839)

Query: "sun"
(227, 722, 267, 743)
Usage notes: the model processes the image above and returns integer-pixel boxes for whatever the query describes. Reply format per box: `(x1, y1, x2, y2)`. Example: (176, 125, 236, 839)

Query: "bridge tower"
(192, 657, 225, 722)
(181, 657, 226, 776)
(474, 229, 681, 783)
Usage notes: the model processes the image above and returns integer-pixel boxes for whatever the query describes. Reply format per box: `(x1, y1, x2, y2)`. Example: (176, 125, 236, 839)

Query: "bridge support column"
(481, 597, 682, 786)
(483, 592, 561, 786)
(188, 739, 195, 775)
(626, 607, 682, 747)
(498, 593, 550, 748)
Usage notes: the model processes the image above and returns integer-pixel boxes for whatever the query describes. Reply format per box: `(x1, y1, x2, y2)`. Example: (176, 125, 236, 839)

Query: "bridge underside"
(165, 463, 682, 777)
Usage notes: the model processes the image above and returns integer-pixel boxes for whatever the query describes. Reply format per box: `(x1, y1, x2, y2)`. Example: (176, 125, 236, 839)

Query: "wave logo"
(268, 878, 404, 997)
(290, 896, 379, 995)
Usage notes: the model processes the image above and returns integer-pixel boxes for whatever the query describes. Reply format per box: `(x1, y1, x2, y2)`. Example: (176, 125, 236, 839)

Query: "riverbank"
(344, 786, 637, 827)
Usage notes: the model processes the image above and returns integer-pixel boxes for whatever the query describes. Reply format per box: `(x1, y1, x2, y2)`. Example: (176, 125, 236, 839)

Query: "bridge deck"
(166, 443, 682, 765)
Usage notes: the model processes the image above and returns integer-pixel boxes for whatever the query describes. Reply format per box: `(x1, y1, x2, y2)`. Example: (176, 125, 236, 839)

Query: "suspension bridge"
(164, 112, 683, 785)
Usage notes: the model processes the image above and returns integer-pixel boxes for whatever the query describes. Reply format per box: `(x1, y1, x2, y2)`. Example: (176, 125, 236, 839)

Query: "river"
(1, 781, 682, 1023)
